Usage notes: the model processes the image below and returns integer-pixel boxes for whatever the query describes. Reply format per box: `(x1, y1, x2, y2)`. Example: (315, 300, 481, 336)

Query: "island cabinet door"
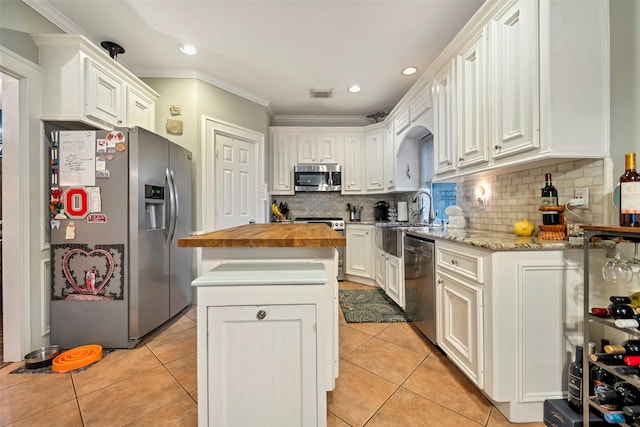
(207, 304, 317, 427)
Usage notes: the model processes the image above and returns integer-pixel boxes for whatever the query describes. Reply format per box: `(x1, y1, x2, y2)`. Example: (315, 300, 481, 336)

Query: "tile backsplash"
(273, 193, 395, 223)
(273, 158, 606, 233)
(454, 159, 605, 233)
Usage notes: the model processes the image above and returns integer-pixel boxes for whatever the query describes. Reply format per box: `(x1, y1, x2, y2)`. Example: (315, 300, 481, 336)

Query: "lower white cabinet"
(374, 246, 386, 287)
(436, 241, 486, 389)
(208, 304, 317, 427)
(384, 254, 404, 309)
(345, 224, 373, 278)
(437, 270, 483, 388)
(193, 262, 331, 427)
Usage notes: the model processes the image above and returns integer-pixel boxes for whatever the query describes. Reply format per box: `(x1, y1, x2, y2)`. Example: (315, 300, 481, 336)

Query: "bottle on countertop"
(620, 152, 640, 227)
(568, 345, 584, 412)
(541, 173, 560, 225)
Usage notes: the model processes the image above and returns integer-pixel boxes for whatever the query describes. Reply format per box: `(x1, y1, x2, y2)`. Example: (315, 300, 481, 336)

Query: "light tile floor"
(0, 282, 546, 426)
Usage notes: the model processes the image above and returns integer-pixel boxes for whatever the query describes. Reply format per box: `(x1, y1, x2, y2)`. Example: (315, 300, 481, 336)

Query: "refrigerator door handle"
(165, 168, 177, 244)
(170, 169, 179, 242)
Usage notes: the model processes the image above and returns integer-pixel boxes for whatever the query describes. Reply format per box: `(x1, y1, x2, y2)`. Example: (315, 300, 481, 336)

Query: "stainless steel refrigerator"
(48, 126, 193, 348)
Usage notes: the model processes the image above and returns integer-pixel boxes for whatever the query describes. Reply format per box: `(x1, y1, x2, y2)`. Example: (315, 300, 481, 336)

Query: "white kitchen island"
(178, 223, 345, 427)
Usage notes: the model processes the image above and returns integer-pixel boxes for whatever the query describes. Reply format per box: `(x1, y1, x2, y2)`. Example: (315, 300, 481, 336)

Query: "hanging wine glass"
(627, 242, 640, 281)
(603, 243, 634, 284)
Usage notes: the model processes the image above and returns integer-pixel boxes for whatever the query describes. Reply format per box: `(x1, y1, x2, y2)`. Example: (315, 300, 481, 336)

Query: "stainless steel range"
(294, 217, 345, 280)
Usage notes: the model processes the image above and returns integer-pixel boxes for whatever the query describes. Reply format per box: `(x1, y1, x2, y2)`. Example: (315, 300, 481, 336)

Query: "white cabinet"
(207, 304, 317, 426)
(365, 128, 385, 192)
(126, 86, 156, 130)
(270, 132, 297, 195)
(32, 34, 158, 130)
(432, 60, 457, 175)
(383, 124, 395, 191)
(345, 224, 373, 278)
(84, 58, 125, 127)
(456, 28, 489, 169)
(385, 254, 404, 309)
(488, 0, 538, 160)
(297, 134, 341, 164)
(193, 262, 331, 427)
(342, 134, 365, 194)
(374, 247, 386, 287)
(436, 241, 486, 388)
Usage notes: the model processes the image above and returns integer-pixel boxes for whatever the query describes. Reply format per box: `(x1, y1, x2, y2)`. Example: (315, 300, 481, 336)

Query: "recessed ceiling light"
(348, 85, 361, 93)
(179, 43, 197, 55)
(401, 66, 417, 76)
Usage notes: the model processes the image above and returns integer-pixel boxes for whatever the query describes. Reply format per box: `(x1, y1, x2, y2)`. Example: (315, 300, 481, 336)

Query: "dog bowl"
(24, 345, 63, 369)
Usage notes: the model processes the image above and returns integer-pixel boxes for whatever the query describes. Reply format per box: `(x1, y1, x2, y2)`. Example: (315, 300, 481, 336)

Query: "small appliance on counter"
(374, 201, 390, 221)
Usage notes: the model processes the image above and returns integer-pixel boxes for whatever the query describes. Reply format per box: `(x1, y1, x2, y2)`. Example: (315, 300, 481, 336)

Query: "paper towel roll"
(397, 202, 409, 222)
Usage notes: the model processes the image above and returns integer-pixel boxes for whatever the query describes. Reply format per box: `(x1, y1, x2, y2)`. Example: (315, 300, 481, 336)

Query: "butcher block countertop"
(178, 223, 346, 248)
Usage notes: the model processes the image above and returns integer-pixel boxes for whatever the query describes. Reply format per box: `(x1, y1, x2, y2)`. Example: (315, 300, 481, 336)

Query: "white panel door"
(84, 58, 124, 127)
(215, 134, 256, 230)
(208, 304, 317, 427)
(433, 60, 457, 175)
(438, 271, 483, 388)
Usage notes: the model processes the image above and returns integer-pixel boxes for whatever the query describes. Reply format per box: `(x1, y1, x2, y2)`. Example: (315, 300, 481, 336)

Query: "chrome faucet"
(412, 188, 435, 225)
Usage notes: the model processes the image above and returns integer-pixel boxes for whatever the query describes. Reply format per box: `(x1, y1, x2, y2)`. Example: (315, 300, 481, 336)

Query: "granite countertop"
(178, 223, 346, 248)
(403, 227, 608, 251)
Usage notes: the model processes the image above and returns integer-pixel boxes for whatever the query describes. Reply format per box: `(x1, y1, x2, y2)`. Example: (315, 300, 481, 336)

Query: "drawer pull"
(451, 259, 459, 265)
(256, 310, 266, 320)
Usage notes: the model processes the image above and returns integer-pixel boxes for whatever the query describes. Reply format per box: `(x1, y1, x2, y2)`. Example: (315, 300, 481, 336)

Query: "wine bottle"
(541, 173, 560, 225)
(568, 345, 583, 412)
(591, 352, 626, 365)
(591, 304, 635, 319)
(592, 363, 617, 409)
(611, 296, 633, 304)
(605, 340, 640, 356)
(620, 152, 640, 227)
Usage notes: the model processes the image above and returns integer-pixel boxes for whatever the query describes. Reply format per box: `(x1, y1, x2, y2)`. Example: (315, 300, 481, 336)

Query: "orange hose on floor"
(52, 344, 103, 372)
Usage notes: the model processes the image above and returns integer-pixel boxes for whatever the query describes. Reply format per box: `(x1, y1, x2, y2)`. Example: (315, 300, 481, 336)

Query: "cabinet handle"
(446, 161, 452, 166)
(459, 157, 464, 162)
(256, 310, 266, 320)
(117, 120, 122, 124)
(451, 259, 458, 265)
(437, 279, 443, 285)
(494, 144, 502, 150)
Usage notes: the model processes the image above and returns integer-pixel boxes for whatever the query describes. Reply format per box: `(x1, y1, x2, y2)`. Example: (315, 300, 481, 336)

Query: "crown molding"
(131, 67, 271, 108)
(23, 0, 88, 36)
(271, 115, 373, 127)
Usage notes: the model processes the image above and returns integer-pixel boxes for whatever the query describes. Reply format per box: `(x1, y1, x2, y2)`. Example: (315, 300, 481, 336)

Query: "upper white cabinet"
(342, 134, 365, 194)
(456, 27, 489, 169)
(365, 128, 385, 192)
(488, 0, 538, 160)
(32, 34, 158, 130)
(383, 124, 396, 191)
(297, 134, 342, 164)
(433, 60, 457, 175)
(126, 86, 156, 131)
(270, 131, 297, 195)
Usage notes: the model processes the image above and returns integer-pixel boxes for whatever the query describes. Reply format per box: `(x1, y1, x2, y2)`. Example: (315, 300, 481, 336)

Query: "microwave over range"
(294, 163, 341, 192)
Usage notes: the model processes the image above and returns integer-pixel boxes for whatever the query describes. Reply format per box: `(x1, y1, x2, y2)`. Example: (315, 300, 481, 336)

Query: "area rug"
(339, 288, 409, 323)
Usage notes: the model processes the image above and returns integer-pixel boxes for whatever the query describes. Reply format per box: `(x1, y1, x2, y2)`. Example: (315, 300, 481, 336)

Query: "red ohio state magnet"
(64, 187, 89, 219)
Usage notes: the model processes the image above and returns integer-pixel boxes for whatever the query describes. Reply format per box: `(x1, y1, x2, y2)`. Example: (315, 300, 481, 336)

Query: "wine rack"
(583, 226, 640, 427)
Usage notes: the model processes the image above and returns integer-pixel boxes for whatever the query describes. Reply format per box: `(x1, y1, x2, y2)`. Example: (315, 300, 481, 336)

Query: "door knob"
(256, 310, 266, 320)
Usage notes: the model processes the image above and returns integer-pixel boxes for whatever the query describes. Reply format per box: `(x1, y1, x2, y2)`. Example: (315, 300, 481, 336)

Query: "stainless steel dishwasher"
(404, 233, 436, 344)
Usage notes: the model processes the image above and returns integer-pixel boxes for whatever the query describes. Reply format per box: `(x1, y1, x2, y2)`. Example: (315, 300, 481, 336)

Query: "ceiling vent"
(309, 89, 333, 99)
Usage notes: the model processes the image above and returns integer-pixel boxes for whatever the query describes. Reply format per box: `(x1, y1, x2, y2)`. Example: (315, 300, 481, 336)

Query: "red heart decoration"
(62, 248, 115, 295)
